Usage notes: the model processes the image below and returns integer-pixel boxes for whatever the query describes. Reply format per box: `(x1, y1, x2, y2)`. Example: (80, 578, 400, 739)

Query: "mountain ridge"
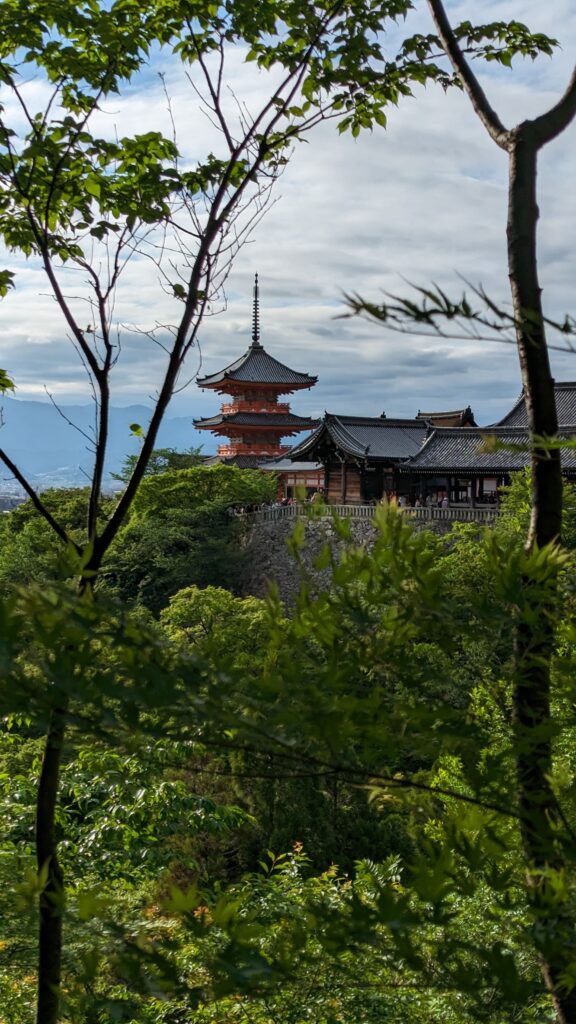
(0, 397, 212, 490)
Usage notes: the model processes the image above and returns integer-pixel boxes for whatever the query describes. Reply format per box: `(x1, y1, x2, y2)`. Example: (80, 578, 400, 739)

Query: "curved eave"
(492, 392, 525, 427)
(196, 425, 317, 438)
(288, 421, 330, 460)
(193, 414, 318, 429)
(400, 425, 576, 475)
(199, 377, 317, 395)
(197, 343, 317, 392)
(289, 415, 427, 462)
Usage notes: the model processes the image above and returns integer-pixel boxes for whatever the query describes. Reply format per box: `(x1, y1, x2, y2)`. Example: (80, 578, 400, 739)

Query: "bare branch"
(43, 387, 95, 448)
(185, 26, 235, 153)
(0, 448, 79, 551)
(532, 65, 576, 147)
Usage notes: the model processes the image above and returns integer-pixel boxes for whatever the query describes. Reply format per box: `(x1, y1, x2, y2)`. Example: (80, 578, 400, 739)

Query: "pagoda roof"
(194, 411, 318, 430)
(290, 413, 428, 462)
(416, 406, 476, 427)
(400, 426, 576, 475)
(197, 341, 317, 391)
(495, 382, 576, 427)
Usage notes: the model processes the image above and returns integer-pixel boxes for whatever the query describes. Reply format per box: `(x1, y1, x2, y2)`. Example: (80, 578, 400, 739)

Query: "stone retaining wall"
(240, 512, 460, 606)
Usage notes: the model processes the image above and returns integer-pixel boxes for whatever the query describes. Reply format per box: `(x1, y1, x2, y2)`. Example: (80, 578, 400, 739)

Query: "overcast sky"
(1, 0, 576, 430)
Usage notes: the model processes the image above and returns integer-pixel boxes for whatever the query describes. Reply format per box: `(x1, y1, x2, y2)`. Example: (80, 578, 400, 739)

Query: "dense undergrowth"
(1, 468, 576, 1022)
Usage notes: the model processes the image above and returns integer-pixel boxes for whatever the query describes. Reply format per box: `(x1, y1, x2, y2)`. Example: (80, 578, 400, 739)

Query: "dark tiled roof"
(257, 453, 323, 471)
(416, 406, 477, 427)
(291, 414, 428, 461)
(194, 411, 317, 430)
(197, 341, 317, 390)
(258, 459, 323, 472)
(401, 426, 576, 475)
(496, 383, 576, 427)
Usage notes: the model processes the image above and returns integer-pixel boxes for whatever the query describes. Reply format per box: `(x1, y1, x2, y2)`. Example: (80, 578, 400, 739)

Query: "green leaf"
(85, 176, 101, 200)
(0, 368, 15, 392)
(0, 270, 15, 298)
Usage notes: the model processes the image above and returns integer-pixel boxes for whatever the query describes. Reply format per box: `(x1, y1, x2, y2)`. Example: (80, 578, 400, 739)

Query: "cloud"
(0, 0, 575, 434)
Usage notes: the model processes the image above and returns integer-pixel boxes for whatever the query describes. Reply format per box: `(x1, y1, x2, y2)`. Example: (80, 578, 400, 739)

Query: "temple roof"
(257, 457, 324, 472)
(290, 413, 428, 462)
(416, 406, 476, 428)
(194, 411, 317, 430)
(197, 341, 317, 391)
(496, 382, 576, 427)
(401, 426, 576, 475)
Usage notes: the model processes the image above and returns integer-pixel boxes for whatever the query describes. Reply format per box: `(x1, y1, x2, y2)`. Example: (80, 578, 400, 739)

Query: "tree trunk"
(36, 703, 67, 1024)
(507, 128, 562, 548)
(507, 129, 576, 1024)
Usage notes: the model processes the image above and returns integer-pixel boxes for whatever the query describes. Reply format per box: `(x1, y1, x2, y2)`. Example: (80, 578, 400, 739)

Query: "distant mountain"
(0, 398, 213, 491)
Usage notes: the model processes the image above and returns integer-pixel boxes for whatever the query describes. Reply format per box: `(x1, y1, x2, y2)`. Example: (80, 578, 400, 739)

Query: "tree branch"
(532, 65, 576, 147)
(426, 0, 510, 149)
(0, 448, 79, 551)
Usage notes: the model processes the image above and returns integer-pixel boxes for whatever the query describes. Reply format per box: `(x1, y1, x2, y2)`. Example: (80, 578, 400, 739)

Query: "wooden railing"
(239, 504, 500, 524)
(221, 401, 290, 414)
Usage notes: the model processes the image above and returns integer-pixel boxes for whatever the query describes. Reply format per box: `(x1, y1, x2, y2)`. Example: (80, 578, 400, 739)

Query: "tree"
(0, 2, 453, 1018)
(84, 500, 573, 1020)
(128, 463, 277, 520)
(111, 447, 205, 484)
(352, 7, 576, 1017)
(99, 465, 278, 612)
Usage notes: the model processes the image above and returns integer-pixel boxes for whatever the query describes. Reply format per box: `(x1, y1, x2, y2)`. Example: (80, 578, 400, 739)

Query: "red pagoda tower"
(194, 275, 318, 466)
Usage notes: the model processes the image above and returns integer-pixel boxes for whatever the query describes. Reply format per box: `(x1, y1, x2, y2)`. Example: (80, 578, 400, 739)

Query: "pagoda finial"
(251, 272, 262, 347)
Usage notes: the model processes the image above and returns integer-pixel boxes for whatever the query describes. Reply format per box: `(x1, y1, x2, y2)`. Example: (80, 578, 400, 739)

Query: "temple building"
(416, 406, 476, 428)
(195, 275, 318, 468)
(290, 413, 429, 504)
(399, 425, 576, 505)
(289, 384, 576, 506)
(195, 280, 576, 508)
(399, 383, 576, 503)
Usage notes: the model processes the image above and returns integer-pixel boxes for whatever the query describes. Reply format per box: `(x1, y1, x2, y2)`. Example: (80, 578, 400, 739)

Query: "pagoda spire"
(195, 276, 318, 463)
(251, 272, 262, 347)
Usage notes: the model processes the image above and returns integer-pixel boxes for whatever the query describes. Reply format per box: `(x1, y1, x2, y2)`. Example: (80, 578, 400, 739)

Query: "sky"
(1, 0, 576, 432)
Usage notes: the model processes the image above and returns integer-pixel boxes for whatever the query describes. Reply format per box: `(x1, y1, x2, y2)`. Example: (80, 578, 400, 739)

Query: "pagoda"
(194, 275, 318, 466)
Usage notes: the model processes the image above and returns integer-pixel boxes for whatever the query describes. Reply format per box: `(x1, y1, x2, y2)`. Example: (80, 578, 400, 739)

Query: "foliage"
(2, 499, 576, 1020)
(129, 464, 277, 521)
(0, 469, 275, 611)
(161, 585, 274, 665)
(498, 467, 576, 549)
(0, 366, 14, 391)
(0, 489, 116, 597)
(111, 447, 205, 484)
(123, 505, 574, 1021)
(100, 466, 276, 613)
(101, 498, 246, 614)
